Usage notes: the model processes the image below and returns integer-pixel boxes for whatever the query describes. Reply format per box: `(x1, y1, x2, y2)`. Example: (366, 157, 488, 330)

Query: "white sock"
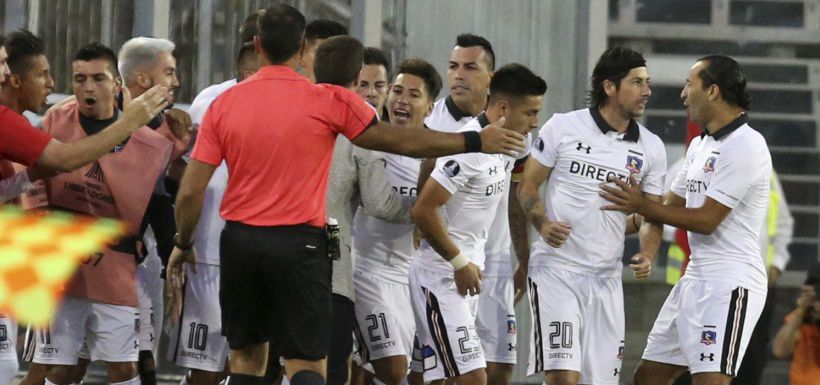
(110, 376, 141, 385)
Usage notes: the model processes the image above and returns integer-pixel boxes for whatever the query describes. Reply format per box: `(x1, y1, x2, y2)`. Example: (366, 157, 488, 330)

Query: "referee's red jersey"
(191, 65, 376, 227)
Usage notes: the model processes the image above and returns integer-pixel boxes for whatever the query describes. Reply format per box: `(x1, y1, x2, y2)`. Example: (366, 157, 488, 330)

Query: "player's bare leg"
(544, 369, 580, 385)
(485, 362, 512, 385)
(633, 360, 687, 385)
(370, 356, 407, 385)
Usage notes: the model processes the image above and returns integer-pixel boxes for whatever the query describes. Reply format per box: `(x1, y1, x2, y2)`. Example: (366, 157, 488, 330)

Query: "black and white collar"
(589, 107, 640, 142)
(445, 95, 473, 121)
(700, 113, 747, 141)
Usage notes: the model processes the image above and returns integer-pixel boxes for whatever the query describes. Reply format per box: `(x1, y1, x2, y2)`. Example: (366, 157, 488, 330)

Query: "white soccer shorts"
(0, 314, 17, 362)
(353, 269, 415, 363)
(527, 266, 625, 385)
(167, 263, 229, 372)
(136, 263, 156, 353)
(32, 297, 139, 364)
(409, 265, 485, 382)
(475, 275, 517, 364)
(642, 277, 765, 376)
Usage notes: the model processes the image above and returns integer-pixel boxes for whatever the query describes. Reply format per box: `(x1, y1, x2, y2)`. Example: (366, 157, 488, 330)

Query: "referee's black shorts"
(219, 221, 331, 360)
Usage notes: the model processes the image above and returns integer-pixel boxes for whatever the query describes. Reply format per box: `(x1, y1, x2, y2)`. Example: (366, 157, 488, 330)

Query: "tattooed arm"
(517, 157, 571, 248)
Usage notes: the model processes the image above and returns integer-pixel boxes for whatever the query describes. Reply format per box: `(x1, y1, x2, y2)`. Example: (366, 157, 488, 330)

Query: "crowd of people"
(0, 3, 816, 385)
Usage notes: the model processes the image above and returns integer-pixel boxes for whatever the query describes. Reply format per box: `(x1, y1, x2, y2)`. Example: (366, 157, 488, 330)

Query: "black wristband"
(173, 233, 193, 251)
(463, 131, 482, 153)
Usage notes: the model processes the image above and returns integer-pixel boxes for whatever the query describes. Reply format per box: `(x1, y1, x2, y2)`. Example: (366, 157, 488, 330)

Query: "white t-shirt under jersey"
(529, 108, 667, 277)
(670, 114, 771, 293)
(352, 152, 421, 284)
(412, 115, 508, 274)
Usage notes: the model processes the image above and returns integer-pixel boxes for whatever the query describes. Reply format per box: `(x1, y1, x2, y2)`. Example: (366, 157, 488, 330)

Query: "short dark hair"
(305, 20, 347, 45)
(363, 47, 390, 76)
(74, 42, 119, 78)
(235, 42, 258, 81)
(455, 33, 495, 71)
(489, 63, 547, 104)
(314, 36, 363, 87)
(696, 55, 751, 110)
(6, 29, 45, 74)
(258, 4, 306, 64)
(397, 58, 442, 100)
(589, 47, 647, 108)
(239, 9, 264, 43)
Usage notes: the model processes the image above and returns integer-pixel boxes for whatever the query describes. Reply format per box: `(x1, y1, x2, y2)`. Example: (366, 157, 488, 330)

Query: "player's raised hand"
(538, 220, 571, 248)
(455, 262, 483, 296)
(479, 117, 527, 157)
(629, 253, 652, 279)
(600, 174, 644, 213)
(121, 85, 169, 130)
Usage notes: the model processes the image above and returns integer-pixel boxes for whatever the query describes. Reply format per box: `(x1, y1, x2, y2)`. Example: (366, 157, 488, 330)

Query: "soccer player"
(600, 55, 771, 385)
(167, 5, 525, 385)
(410, 63, 546, 385)
(118, 36, 192, 385)
(356, 47, 390, 120)
(351, 58, 441, 385)
(420, 33, 527, 385)
(167, 42, 260, 385)
(21, 42, 178, 385)
(518, 47, 666, 385)
(299, 20, 347, 82)
(425, 34, 493, 132)
(314, 36, 418, 385)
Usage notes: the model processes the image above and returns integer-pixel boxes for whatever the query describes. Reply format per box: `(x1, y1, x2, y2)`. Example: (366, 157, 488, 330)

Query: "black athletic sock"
(226, 374, 264, 385)
(290, 371, 325, 385)
(138, 350, 157, 385)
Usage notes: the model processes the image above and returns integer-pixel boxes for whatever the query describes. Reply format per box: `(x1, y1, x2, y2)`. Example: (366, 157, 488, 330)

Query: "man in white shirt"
(410, 63, 546, 385)
(519, 47, 666, 385)
(167, 41, 259, 385)
(601, 55, 771, 385)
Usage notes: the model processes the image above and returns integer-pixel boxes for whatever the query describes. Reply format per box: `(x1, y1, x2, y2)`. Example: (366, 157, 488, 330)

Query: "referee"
(166, 5, 525, 385)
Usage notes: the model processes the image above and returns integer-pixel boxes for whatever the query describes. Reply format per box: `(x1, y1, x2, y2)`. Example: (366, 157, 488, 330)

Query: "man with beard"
(519, 47, 666, 385)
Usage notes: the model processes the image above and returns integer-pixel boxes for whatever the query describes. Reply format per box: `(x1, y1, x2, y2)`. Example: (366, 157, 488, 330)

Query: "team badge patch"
(534, 137, 544, 152)
(617, 345, 624, 360)
(443, 160, 460, 177)
(701, 330, 717, 345)
(625, 156, 643, 174)
(703, 157, 717, 173)
(507, 317, 517, 334)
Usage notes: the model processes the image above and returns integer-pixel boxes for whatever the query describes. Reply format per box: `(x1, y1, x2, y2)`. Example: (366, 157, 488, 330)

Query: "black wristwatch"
(173, 233, 194, 251)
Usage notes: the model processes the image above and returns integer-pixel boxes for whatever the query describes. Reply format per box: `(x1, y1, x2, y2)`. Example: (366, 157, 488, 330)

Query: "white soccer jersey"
(193, 162, 228, 266)
(188, 79, 237, 126)
(670, 114, 770, 293)
(352, 153, 421, 284)
(530, 108, 667, 277)
(413, 115, 508, 273)
(425, 96, 530, 276)
(424, 96, 474, 134)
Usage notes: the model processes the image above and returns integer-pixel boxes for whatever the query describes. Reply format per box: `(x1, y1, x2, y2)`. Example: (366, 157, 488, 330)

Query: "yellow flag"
(0, 205, 125, 326)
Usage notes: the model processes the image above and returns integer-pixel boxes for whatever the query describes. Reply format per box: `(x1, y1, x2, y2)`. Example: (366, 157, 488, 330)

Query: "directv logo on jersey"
(703, 156, 717, 173)
(570, 161, 628, 183)
(443, 160, 460, 177)
(701, 330, 717, 345)
(625, 156, 643, 174)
